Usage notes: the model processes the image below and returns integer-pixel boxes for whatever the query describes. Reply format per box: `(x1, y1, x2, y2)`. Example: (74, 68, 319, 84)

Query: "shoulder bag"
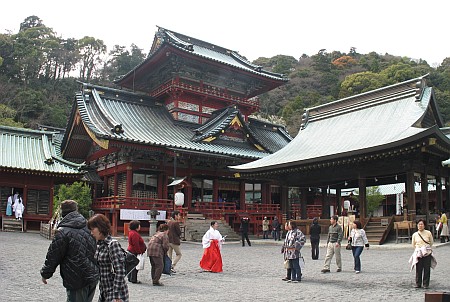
(108, 240, 139, 276)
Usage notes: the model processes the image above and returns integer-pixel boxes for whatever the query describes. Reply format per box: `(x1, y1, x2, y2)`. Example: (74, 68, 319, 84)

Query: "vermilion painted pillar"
(126, 165, 133, 198)
(240, 181, 246, 210)
(213, 178, 219, 203)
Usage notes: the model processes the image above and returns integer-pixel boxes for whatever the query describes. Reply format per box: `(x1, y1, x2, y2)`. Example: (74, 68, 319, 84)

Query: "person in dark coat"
(168, 210, 183, 273)
(310, 218, 321, 260)
(272, 216, 281, 241)
(127, 220, 146, 283)
(41, 200, 99, 302)
(240, 217, 251, 246)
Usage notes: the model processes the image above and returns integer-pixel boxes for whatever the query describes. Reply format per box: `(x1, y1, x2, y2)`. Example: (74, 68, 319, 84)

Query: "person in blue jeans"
(281, 220, 306, 283)
(348, 220, 369, 273)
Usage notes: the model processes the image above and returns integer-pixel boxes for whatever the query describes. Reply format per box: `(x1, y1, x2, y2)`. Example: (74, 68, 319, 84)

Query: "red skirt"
(200, 239, 223, 273)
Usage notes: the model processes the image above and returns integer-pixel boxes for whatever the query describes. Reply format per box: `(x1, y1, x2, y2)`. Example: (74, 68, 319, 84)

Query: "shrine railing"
(92, 196, 173, 211)
(244, 203, 280, 214)
(291, 204, 322, 219)
(194, 201, 237, 212)
(150, 80, 260, 109)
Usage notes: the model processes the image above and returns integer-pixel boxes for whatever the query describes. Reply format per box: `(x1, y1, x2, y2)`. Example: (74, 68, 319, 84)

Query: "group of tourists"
(40, 201, 186, 301)
(308, 215, 436, 290)
(261, 216, 281, 240)
(39, 199, 442, 301)
(5, 192, 24, 220)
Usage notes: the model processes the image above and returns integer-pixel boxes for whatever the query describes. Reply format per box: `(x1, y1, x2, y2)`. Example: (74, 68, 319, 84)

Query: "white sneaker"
(355, 271, 360, 274)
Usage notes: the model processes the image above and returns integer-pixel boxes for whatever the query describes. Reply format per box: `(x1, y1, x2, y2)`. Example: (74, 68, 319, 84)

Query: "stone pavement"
(1, 231, 449, 302)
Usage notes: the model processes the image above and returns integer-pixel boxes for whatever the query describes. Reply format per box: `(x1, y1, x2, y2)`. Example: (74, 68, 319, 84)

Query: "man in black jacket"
(41, 200, 99, 302)
(240, 217, 251, 246)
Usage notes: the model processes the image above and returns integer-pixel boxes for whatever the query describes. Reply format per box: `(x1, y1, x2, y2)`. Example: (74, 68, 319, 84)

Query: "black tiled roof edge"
(116, 27, 288, 84)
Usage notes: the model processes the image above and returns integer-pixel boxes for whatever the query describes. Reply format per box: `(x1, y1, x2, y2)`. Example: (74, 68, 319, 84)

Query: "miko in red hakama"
(200, 239, 223, 273)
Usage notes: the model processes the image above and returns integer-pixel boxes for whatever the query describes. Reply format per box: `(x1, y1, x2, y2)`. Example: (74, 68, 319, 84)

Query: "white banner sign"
(120, 209, 167, 221)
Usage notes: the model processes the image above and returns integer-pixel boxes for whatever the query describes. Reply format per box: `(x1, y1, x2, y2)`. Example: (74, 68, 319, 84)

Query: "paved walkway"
(0, 231, 448, 301)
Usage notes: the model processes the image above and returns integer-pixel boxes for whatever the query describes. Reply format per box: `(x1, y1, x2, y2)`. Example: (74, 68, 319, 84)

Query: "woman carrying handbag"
(348, 221, 369, 274)
(127, 220, 146, 284)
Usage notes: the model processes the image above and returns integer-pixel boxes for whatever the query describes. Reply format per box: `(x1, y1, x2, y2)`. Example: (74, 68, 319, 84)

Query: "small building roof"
(61, 83, 291, 160)
(0, 126, 82, 175)
(231, 75, 450, 172)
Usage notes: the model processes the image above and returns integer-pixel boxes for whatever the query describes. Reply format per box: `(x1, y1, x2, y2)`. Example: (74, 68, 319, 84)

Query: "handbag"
(124, 250, 140, 276)
(299, 256, 305, 269)
(284, 259, 290, 269)
(345, 240, 352, 250)
(108, 240, 140, 276)
(136, 253, 145, 271)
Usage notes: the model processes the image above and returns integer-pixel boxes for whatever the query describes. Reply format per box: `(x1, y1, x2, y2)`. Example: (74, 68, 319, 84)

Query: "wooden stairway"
(2, 216, 24, 232)
(363, 216, 394, 245)
(183, 213, 240, 242)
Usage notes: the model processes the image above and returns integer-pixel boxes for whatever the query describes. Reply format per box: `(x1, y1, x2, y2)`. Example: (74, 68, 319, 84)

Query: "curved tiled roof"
(72, 84, 291, 159)
(231, 75, 450, 172)
(0, 126, 82, 174)
(117, 27, 288, 85)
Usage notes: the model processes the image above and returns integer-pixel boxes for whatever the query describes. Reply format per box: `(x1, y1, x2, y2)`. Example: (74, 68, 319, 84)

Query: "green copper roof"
(66, 83, 291, 159)
(0, 126, 82, 174)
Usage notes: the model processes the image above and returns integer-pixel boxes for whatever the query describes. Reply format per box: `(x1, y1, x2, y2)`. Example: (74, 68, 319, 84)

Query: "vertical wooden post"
(113, 173, 118, 196)
(421, 173, 429, 222)
(406, 171, 416, 220)
(435, 176, 443, 212)
(239, 181, 246, 211)
(336, 188, 342, 216)
(186, 176, 192, 209)
(111, 210, 118, 236)
(358, 178, 367, 219)
(445, 177, 450, 210)
(301, 188, 308, 219)
(126, 165, 133, 198)
(280, 185, 289, 219)
(261, 183, 267, 204)
(213, 178, 218, 203)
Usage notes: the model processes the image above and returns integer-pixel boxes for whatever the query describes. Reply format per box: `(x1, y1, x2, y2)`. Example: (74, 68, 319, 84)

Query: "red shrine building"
(60, 27, 291, 234)
(0, 126, 82, 231)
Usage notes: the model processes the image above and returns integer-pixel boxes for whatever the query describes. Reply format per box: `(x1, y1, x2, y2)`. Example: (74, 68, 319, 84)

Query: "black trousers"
(311, 240, 319, 259)
(241, 232, 251, 246)
(415, 254, 432, 287)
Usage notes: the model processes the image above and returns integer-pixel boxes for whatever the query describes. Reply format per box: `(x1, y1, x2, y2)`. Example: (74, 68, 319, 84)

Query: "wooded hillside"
(1, 16, 449, 136)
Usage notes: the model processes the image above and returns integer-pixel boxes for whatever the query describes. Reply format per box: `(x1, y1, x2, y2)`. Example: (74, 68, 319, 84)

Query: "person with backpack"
(88, 214, 129, 301)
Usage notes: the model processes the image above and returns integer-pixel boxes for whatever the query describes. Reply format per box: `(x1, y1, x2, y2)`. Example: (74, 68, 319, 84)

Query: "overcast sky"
(1, 1, 449, 67)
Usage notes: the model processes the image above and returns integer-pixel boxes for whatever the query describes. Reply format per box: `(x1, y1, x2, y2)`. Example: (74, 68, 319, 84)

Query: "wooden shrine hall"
(0, 126, 82, 231)
(60, 27, 292, 235)
(231, 75, 450, 233)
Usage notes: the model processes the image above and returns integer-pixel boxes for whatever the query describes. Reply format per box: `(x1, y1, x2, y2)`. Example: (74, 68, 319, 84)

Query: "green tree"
(339, 71, 389, 98)
(10, 88, 45, 124)
(101, 44, 145, 82)
(13, 17, 56, 84)
(0, 104, 24, 127)
(54, 182, 93, 218)
(366, 186, 385, 215)
(78, 36, 106, 81)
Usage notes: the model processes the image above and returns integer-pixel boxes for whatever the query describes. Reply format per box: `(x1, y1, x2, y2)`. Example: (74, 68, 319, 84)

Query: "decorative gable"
(192, 106, 268, 151)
